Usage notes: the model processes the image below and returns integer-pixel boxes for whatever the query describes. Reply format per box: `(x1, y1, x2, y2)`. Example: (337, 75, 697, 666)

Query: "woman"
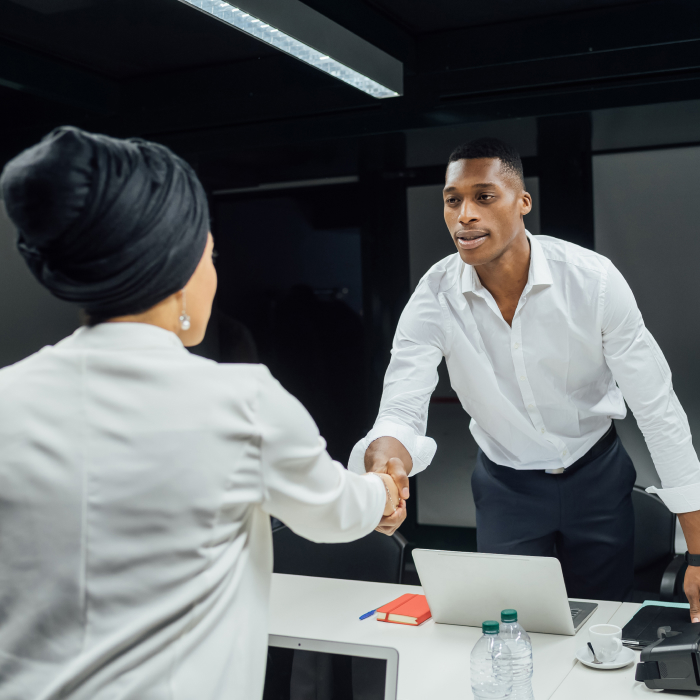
(0, 127, 406, 700)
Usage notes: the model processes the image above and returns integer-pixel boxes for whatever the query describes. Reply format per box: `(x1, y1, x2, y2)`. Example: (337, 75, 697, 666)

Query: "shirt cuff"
(347, 420, 437, 477)
(646, 482, 700, 513)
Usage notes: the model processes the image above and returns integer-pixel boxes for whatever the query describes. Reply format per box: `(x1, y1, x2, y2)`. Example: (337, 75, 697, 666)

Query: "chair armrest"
(392, 531, 409, 584)
(392, 531, 409, 550)
(660, 554, 687, 602)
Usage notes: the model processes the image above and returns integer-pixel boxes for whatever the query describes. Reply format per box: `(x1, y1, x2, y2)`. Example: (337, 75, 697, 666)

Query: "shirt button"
(562, 450, 567, 456)
(520, 376, 526, 381)
(528, 404, 534, 409)
(541, 428, 545, 434)
(514, 343, 520, 349)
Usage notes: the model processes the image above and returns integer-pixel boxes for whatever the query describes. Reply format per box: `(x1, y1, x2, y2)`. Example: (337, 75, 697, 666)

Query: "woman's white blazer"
(0, 322, 385, 700)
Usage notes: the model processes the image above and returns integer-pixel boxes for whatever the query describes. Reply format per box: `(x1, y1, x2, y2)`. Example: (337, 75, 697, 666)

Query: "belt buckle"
(546, 467, 566, 475)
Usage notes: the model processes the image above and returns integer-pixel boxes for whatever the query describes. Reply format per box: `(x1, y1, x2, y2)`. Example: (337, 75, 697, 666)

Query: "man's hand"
(365, 437, 412, 536)
(372, 457, 410, 535)
(365, 437, 412, 499)
(378, 457, 410, 501)
(684, 565, 700, 623)
(677, 511, 700, 621)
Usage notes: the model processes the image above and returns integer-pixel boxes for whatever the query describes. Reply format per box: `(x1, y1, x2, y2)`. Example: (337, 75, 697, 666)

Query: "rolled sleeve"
(347, 420, 438, 477)
(646, 483, 700, 514)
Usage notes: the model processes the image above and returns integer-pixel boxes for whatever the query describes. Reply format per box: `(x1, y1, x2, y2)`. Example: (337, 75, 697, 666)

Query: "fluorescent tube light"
(179, 0, 401, 99)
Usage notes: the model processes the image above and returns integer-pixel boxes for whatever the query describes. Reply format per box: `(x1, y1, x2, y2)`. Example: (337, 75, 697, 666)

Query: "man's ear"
(521, 191, 533, 216)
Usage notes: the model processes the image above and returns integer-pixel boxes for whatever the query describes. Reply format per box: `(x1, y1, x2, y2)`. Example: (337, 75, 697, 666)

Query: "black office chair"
(632, 485, 687, 602)
(272, 520, 408, 584)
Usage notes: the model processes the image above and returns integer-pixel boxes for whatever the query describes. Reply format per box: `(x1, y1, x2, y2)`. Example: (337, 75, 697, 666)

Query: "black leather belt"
(547, 423, 617, 476)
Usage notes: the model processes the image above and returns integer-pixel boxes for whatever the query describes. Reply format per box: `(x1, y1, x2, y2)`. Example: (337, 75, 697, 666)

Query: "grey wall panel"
(406, 184, 454, 292)
(417, 395, 478, 527)
(593, 100, 700, 153)
(0, 204, 79, 369)
(594, 145, 700, 487)
(406, 118, 537, 169)
(594, 146, 700, 553)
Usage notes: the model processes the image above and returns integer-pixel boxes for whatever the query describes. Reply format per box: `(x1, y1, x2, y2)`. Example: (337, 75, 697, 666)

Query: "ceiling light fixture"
(178, 0, 402, 99)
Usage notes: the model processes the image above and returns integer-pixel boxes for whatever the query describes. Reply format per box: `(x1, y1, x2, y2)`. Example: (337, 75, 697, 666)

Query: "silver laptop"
(264, 635, 399, 699)
(413, 549, 597, 636)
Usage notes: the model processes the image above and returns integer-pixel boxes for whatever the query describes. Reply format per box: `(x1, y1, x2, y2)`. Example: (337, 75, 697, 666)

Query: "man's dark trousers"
(472, 435, 636, 602)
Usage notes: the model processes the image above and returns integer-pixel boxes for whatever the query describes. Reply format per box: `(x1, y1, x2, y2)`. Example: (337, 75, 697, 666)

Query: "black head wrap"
(0, 126, 209, 317)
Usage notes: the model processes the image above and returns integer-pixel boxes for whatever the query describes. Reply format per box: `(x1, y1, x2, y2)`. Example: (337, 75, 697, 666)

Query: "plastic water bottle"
(500, 609, 534, 700)
(470, 620, 513, 699)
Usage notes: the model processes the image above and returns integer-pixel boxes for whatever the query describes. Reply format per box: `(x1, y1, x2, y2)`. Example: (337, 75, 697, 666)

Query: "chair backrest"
(632, 485, 675, 572)
(272, 526, 407, 584)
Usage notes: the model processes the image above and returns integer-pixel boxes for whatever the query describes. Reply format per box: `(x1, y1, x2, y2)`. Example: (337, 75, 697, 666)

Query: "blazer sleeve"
(255, 366, 385, 542)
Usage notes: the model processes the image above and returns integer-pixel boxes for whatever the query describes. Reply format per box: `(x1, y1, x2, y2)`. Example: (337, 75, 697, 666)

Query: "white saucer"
(576, 645, 636, 670)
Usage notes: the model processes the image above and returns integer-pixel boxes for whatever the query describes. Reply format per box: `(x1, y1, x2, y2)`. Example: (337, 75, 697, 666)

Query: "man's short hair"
(447, 137, 524, 188)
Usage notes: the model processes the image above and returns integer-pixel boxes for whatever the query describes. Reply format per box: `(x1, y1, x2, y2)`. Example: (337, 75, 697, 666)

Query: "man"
(351, 137, 700, 612)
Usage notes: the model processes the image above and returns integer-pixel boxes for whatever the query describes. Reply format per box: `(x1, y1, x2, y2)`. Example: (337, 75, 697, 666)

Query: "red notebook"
(376, 594, 431, 626)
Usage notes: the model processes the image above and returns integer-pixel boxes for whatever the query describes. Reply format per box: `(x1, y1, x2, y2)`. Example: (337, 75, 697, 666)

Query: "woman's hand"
(367, 454, 410, 535)
(376, 472, 401, 517)
(375, 498, 406, 535)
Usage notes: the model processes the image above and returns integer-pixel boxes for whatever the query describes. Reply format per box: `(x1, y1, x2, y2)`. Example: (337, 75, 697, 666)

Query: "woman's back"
(0, 323, 384, 699)
(0, 127, 395, 700)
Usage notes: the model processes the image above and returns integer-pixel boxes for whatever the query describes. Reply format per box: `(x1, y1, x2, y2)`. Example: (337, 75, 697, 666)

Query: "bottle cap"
(482, 620, 500, 634)
(501, 609, 518, 623)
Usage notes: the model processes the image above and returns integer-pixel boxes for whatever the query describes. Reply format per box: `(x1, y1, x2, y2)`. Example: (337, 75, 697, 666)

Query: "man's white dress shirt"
(349, 233, 700, 513)
(0, 323, 385, 700)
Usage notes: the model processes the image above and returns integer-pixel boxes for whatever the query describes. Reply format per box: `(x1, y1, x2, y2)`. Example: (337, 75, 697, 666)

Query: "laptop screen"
(263, 645, 388, 700)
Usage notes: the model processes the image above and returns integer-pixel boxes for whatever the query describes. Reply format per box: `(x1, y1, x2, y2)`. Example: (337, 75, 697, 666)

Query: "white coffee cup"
(588, 624, 623, 662)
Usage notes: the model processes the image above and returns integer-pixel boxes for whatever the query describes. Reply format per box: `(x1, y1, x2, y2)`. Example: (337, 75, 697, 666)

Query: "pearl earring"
(179, 290, 191, 331)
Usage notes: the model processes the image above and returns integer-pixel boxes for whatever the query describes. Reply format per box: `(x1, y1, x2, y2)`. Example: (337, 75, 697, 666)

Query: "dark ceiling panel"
(299, 0, 414, 64)
(418, 1, 700, 73)
(0, 0, 275, 78)
(0, 85, 81, 129)
(0, 85, 98, 163)
(6, 0, 93, 13)
(367, 0, 648, 34)
(1, 0, 699, 170)
(0, 39, 118, 113)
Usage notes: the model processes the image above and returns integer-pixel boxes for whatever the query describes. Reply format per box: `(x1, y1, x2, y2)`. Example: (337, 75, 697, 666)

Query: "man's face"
(443, 158, 532, 266)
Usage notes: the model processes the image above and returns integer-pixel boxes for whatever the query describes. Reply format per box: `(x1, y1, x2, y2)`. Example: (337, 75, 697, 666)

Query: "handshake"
(364, 436, 413, 537)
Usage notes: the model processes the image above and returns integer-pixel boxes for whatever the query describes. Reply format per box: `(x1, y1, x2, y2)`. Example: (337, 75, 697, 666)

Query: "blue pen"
(359, 609, 376, 620)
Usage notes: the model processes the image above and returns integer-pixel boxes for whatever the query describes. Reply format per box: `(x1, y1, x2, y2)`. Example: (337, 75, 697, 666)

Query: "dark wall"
(212, 185, 366, 463)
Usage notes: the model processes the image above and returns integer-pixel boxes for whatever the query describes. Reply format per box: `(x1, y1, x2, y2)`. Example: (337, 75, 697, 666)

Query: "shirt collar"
(527, 232, 553, 289)
(57, 322, 185, 351)
(459, 230, 553, 295)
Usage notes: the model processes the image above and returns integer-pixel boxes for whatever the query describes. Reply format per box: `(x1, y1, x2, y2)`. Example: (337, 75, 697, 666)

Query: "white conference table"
(549, 601, 684, 699)
(269, 574, 671, 699)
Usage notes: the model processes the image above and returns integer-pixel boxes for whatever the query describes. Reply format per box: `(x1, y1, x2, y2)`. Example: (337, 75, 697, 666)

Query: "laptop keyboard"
(570, 608, 581, 619)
